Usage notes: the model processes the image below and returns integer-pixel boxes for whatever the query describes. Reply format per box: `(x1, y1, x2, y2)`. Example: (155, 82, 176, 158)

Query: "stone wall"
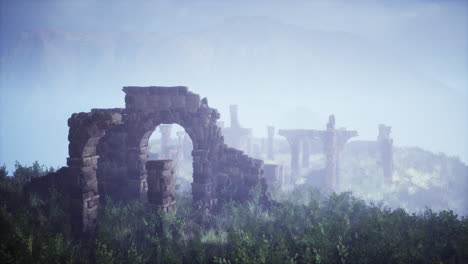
(216, 146, 266, 202)
(24, 167, 71, 199)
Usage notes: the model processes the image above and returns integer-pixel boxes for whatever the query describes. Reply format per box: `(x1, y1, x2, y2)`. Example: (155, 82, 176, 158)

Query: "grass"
(0, 162, 467, 263)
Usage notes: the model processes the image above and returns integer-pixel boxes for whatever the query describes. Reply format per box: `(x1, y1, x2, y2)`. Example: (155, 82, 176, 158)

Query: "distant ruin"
(278, 117, 394, 190)
(279, 115, 358, 190)
(345, 124, 394, 181)
(222, 105, 253, 155)
(27, 87, 269, 233)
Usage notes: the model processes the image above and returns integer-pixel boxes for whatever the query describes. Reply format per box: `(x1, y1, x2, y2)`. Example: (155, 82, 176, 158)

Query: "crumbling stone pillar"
(323, 116, 338, 190)
(67, 109, 123, 233)
(125, 136, 150, 200)
(191, 148, 217, 210)
(224, 105, 253, 155)
(267, 126, 275, 160)
(176, 131, 185, 162)
(378, 124, 393, 181)
(182, 134, 192, 161)
(159, 124, 172, 159)
(321, 115, 358, 191)
(290, 138, 301, 179)
(230, 105, 240, 128)
(146, 160, 176, 212)
(278, 130, 304, 182)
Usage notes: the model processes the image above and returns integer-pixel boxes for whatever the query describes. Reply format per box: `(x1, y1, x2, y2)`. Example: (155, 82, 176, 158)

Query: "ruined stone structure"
(223, 105, 253, 155)
(279, 115, 358, 190)
(175, 131, 186, 161)
(147, 160, 176, 212)
(267, 126, 276, 161)
(344, 124, 394, 181)
(278, 130, 316, 178)
(28, 87, 268, 233)
(377, 124, 394, 180)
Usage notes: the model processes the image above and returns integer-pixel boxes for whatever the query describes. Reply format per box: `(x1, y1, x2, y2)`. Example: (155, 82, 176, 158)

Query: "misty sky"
(0, 0, 467, 171)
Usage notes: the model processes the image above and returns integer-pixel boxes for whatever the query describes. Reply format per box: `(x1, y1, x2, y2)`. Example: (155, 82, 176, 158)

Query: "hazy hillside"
(340, 146, 468, 216)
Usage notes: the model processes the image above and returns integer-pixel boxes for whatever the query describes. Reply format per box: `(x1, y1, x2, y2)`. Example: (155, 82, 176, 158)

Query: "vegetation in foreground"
(1, 162, 467, 263)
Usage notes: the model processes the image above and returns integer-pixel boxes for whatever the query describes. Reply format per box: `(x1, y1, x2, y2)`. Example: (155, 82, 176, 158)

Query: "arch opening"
(147, 124, 194, 197)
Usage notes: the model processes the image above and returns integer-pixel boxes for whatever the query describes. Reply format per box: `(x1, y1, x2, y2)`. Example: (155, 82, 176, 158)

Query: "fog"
(0, 0, 467, 173)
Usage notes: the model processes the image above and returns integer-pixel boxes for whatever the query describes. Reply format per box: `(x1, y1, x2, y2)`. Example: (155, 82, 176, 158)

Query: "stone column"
(159, 124, 172, 159)
(230, 105, 240, 128)
(267, 126, 275, 160)
(176, 131, 185, 162)
(67, 155, 100, 233)
(278, 165, 285, 188)
(146, 160, 176, 212)
(378, 124, 393, 181)
(323, 115, 338, 190)
(125, 146, 149, 200)
(191, 149, 217, 210)
(182, 134, 192, 160)
(302, 139, 310, 168)
(321, 115, 358, 191)
(290, 138, 301, 180)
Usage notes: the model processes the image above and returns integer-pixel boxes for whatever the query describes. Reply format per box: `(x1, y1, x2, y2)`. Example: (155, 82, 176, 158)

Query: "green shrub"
(0, 167, 467, 263)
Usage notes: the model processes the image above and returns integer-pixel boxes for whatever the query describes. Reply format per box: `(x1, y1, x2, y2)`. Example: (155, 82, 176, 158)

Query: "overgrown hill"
(340, 146, 468, 216)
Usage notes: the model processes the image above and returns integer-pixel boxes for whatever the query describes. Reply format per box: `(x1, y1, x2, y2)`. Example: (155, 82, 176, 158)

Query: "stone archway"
(123, 86, 224, 209)
(29, 86, 268, 233)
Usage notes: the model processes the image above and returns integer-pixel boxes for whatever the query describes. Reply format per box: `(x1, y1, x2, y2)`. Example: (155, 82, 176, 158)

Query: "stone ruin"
(345, 124, 394, 181)
(267, 126, 276, 161)
(377, 124, 394, 180)
(222, 105, 253, 155)
(26, 86, 269, 233)
(279, 115, 358, 191)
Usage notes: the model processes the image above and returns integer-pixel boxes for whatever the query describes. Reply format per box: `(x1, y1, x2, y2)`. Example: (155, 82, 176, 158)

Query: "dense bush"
(1, 162, 467, 263)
